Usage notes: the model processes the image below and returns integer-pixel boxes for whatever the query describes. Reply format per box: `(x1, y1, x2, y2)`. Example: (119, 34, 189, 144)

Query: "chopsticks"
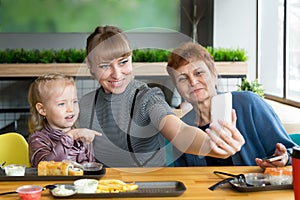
(209, 171, 253, 191)
(0, 162, 6, 169)
(213, 171, 239, 177)
(0, 185, 56, 196)
(209, 177, 235, 191)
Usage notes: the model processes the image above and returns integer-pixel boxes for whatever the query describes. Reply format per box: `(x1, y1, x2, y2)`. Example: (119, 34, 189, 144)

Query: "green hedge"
(206, 47, 248, 62)
(0, 47, 247, 63)
(0, 49, 86, 64)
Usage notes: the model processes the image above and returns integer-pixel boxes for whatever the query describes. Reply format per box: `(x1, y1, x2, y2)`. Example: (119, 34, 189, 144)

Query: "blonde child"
(28, 73, 101, 167)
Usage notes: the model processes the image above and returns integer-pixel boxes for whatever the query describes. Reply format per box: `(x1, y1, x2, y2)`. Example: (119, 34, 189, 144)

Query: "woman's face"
(172, 60, 217, 104)
(90, 55, 133, 94)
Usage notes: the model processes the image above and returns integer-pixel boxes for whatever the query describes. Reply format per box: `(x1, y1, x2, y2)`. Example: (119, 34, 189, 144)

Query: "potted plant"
(237, 77, 265, 98)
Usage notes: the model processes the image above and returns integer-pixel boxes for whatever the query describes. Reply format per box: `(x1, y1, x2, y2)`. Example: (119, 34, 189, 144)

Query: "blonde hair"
(27, 73, 75, 133)
(86, 25, 132, 68)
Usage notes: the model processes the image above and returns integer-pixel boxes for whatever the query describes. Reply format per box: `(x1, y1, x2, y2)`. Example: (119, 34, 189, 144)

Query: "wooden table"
(0, 166, 294, 200)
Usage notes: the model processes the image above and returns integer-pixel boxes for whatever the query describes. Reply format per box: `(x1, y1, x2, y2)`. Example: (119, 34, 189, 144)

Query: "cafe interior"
(0, 0, 300, 199)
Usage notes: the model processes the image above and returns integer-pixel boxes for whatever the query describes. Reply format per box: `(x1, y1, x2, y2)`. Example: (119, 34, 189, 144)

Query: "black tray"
(229, 179, 293, 192)
(50, 181, 186, 198)
(0, 167, 106, 181)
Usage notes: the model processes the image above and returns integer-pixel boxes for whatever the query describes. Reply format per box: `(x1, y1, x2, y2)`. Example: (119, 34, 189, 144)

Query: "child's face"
(37, 81, 79, 132)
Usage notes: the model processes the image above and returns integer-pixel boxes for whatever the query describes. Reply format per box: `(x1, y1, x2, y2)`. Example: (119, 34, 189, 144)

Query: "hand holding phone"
(261, 154, 285, 162)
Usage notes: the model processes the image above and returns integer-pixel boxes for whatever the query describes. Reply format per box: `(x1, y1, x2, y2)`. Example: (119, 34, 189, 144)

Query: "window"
(286, 0, 300, 102)
(258, 0, 300, 107)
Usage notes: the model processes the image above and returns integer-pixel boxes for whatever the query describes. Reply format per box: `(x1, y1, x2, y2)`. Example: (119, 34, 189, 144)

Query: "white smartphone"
(261, 155, 285, 162)
(211, 92, 232, 130)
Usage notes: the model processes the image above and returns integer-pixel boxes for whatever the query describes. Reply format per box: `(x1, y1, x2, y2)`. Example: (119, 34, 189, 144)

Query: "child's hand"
(67, 129, 102, 144)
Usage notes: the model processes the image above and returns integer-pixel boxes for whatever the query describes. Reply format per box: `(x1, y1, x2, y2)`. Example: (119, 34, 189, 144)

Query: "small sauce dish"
(50, 184, 77, 197)
(4, 164, 26, 176)
(244, 173, 271, 186)
(83, 162, 103, 175)
(74, 178, 98, 193)
(16, 185, 43, 200)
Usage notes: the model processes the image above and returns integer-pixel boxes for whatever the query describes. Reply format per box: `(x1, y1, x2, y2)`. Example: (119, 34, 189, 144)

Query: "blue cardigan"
(173, 91, 296, 166)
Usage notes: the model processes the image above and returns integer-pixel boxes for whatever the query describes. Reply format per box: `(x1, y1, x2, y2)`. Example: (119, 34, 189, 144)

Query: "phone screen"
(262, 155, 285, 162)
(211, 92, 232, 127)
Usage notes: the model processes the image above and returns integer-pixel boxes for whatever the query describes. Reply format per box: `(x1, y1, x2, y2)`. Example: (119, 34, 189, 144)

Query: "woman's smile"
(108, 78, 125, 88)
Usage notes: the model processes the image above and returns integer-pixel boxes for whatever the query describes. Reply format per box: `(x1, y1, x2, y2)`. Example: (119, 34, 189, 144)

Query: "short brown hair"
(167, 42, 217, 79)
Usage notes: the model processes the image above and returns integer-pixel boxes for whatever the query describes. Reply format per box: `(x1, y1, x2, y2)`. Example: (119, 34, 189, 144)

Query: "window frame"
(258, 0, 300, 108)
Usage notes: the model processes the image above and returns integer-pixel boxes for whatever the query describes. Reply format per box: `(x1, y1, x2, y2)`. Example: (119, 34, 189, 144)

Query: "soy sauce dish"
(244, 173, 271, 186)
(83, 162, 103, 175)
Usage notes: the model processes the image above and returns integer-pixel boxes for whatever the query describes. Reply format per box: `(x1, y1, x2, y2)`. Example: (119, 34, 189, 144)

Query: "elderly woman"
(167, 41, 296, 168)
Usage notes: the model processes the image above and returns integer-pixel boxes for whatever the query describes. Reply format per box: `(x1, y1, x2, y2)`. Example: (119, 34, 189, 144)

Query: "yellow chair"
(0, 132, 31, 167)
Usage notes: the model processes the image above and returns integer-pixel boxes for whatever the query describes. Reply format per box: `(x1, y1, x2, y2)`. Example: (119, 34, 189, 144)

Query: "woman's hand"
(255, 143, 289, 169)
(206, 109, 245, 158)
(67, 128, 102, 144)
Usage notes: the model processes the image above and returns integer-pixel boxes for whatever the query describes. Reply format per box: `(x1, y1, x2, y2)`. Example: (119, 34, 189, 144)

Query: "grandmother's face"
(172, 60, 217, 104)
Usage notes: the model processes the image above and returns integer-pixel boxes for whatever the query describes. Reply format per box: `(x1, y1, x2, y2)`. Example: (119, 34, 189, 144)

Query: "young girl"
(28, 73, 101, 167)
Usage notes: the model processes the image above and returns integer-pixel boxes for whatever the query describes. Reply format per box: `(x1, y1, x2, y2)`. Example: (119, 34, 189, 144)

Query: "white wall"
(214, 0, 257, 81)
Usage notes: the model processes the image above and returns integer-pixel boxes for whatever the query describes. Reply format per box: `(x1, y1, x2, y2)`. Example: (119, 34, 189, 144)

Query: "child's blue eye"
(58, 103, 65, 107)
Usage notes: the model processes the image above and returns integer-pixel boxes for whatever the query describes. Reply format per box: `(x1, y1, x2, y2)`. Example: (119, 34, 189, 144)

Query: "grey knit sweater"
(79, 79, 174, 167)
